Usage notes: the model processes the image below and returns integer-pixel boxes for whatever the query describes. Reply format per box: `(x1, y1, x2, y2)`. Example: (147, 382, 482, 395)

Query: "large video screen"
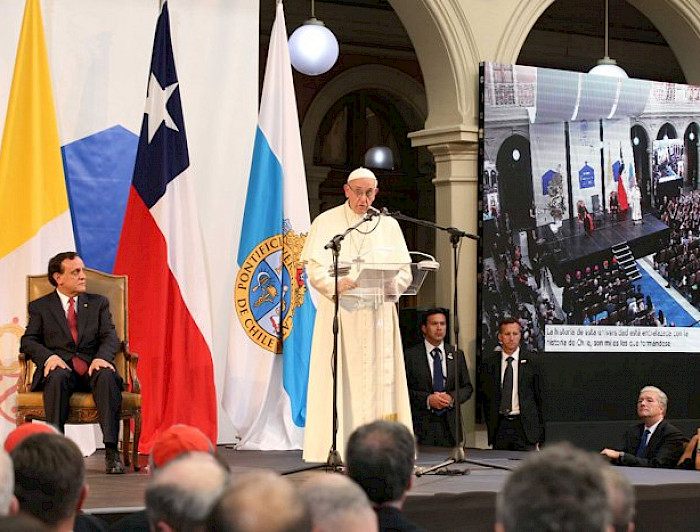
(479, 62, 700, 354)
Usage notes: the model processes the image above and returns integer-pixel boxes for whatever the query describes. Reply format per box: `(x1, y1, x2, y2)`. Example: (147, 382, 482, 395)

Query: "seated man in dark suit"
(601, 385, 686, 468)
(404, 308, 472, 446)
(20, 252, 125, 474)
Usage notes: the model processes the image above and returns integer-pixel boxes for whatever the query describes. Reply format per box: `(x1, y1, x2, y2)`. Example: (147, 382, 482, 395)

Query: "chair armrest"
(678, 434, 699, 468)
(123, 342, 141, 394)
(17, 353, 32, 394)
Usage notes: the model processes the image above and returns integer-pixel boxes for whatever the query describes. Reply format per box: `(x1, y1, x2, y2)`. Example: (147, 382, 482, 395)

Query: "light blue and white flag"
(223, 0, 316, 449)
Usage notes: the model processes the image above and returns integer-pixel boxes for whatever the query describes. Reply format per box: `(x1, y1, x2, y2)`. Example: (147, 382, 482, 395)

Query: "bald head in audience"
(207, 470, 311, 532)
(300, 474, 377, 532)
(345, 420, 416, 507)
(496, 442, 613, 532)
(146, 452, 228, 532)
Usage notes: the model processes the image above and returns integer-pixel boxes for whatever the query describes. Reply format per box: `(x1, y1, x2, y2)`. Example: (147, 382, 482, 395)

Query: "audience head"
(208, 469, 311, 532)
(637, 386, 667, 424)
(345, 420, 415, 506)
(300, 473, 377, 532)
(146, 452, 228, 532)
(149, 424, 215, 470)
(0, 449, 17, 516)
(10, 433, 86, 531)
(495, 442, 611, 532)
(601, 466, 636, 532)
(4, 422, 58, 453)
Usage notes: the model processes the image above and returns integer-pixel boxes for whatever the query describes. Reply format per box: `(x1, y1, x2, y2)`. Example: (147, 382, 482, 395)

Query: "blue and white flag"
(223, 0, 316, 449)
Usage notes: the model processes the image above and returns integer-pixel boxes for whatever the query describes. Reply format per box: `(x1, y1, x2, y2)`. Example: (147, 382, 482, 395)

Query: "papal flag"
(114, 0, 217, 451)
(0, 0, 97, 454)
(223, 0, 316, 449)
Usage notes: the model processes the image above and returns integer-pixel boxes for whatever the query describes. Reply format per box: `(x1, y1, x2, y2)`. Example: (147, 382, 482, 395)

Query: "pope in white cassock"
(301, 167, 413, 462)
(630, 180, 643, 224)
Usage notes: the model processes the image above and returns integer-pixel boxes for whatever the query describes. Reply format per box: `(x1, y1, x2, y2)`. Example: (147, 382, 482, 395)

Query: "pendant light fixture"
(364, 146, 394, 171)
(588, 0, 628, 78)
(288, 0, 339, 76)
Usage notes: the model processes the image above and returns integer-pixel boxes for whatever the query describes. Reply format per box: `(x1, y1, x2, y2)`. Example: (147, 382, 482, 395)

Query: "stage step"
(611, 242, 642, 281)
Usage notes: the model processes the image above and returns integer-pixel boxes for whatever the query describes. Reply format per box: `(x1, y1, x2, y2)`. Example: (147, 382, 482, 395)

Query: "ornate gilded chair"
(16, 268, 142, 470)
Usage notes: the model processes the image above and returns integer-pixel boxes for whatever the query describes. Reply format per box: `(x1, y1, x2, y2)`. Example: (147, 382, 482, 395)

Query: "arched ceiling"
(518, 0, 684, 83)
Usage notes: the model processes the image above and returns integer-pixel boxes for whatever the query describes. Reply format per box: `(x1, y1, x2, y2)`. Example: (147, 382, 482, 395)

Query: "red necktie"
(68, 297, 87, 376)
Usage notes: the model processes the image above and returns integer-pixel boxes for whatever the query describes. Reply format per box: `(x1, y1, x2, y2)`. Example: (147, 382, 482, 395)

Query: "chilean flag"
(114, 0, 217, 452)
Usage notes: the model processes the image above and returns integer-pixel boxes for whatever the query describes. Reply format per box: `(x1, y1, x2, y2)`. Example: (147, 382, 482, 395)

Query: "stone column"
(306, 165, 331, 219)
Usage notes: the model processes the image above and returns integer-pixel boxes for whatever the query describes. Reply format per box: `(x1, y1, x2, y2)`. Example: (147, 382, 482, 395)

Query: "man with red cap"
(109, 424, 216, 532)
(3, 422, 58, 453)
(301, 167, 413, 463)
(149, 424, 215, 469)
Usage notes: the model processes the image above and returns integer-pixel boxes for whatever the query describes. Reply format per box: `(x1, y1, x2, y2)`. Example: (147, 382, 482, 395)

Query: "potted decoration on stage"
(542, 165, 566, 227)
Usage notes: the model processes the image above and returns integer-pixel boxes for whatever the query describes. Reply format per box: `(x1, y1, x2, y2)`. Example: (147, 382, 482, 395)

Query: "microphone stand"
(381, 209, 480, 476)
(282, 210, 380, 475)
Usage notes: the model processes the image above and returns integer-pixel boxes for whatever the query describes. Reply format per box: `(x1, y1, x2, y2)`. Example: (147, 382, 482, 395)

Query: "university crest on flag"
(223, 1, 316, 449)
(235, 220, 309, 354)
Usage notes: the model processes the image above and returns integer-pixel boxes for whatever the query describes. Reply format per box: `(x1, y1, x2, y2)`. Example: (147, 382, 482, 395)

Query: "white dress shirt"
(424, 340, 449, 410)
(424, 340, 447, 383)
(56, 290, 77, 317)
(643, 418, 662, 439)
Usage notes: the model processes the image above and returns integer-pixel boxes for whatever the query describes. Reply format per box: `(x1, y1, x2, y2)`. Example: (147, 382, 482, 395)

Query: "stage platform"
(83, 446, 700, 532)
(537, 213, 669, 284)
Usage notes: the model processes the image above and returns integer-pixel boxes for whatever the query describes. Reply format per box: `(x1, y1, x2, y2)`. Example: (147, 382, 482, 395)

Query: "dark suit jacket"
(404, 343, 472, 446)
(619, 419, 686, 468)
(376, 506, 427, 532)
(75, 513, 109, 532)
(478, 349, 546, 446)
(108, 510, 149, 532)
(20, 291, 119, 390)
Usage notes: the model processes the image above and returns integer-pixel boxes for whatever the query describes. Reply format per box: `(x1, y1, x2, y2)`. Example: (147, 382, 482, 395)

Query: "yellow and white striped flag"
(0, 0, 90, 449)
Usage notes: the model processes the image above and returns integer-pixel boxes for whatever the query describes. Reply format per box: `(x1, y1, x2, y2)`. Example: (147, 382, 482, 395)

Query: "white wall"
(0, 0, 259, 443)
